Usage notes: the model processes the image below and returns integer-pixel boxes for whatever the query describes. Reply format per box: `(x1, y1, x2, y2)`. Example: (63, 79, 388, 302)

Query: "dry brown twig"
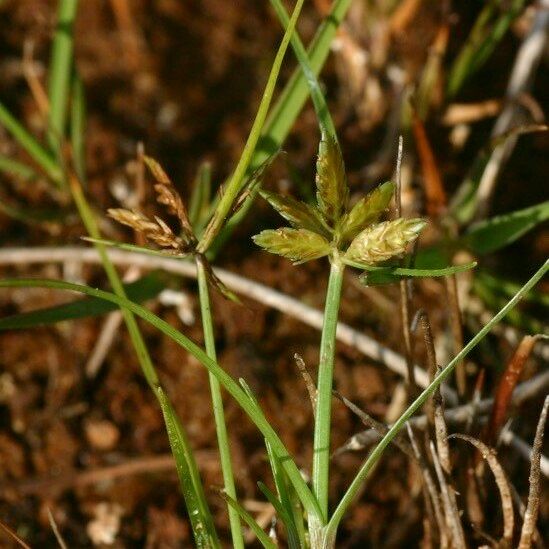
(294, 353, 317, 416)
(429, 441, 467, 548)
(518, 395, 549, 549)
(449, 434, 514, 547)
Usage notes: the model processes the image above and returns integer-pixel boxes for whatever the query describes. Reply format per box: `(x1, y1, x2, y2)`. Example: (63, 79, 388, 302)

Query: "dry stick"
(334, 370, 549, 459)
(412, 310, 451, 474)
(518, 395, 549, 549)
(0, 520, 31, 549)
(294, 353, 317, 416)
(394, 136, 417, 396)
(429, 441, 467, 548)
(474, 0, 549, 220)
(406, 424, 448, 549)
(47, 508, 68, 549)
(449, 434, 514, 547)
(0, 246, 441, 395)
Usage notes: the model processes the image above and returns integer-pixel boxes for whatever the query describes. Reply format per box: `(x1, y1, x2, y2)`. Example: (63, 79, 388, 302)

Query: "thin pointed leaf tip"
(344, 218, 426, 265)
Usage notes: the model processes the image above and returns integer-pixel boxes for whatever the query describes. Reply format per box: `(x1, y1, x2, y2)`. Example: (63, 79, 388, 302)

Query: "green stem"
(312, 258, 345, 524)
(196, 256, 244, 549)
(47, 0, 79, 152)
(70, 176, 219, 547)
(325, 258, 549, 540)
(0, 102, 62, 184)
(197, 0, 305, 254)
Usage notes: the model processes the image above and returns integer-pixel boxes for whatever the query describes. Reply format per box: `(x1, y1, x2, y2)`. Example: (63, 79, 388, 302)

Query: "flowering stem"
(312, 257, 345, 524)
(196, 256, 244, 549)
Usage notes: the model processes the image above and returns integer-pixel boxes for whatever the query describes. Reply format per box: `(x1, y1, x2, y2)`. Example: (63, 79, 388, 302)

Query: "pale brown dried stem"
(450, 434, 514, 546)
(294, 353, 317, 416)
(445, 274, 466, 396)
(518, 395, 549, 549)
(429, 441, 467, 548)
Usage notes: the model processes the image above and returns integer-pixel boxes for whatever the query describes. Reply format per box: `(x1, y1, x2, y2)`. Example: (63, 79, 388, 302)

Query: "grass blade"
(0, 276, 322, 521)
(463, 201, 549, 254)
(326, 258, 549, 540)
(197, 0, 306, 253)
(0, 102, 62, 184)
(0, 273, 164, 329)
(70, 71, 87, 183)
(220, 493, 277, 549)
(156, 386, 221, 548)
(47, 0, 79, 152)
(0, 156, 38, 181)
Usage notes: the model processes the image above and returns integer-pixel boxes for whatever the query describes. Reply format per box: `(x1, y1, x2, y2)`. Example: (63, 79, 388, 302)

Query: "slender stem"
(312, 258, 345, 523)
(196, 0, 305, 253)
(196, 256, 244, 549)
(47, 0, 79, 152)
(326, 259, 549, 540)
(0, 102, 62, 184)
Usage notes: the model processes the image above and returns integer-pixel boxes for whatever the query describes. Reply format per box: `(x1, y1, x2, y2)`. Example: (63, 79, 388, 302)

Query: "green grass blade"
(47, 0, 79, 152)
(348, 261, 477, 285)
(258, 481, 301, 549)
(447, 0, 525, 98)
(70, 71, 87, 183)
(197, 0, 306, 254)
(156, 386, 221, 548)
(189, 161, 212, 234)
(0, 156, 38, 181)
(0, 102, 62, 184)
(220, 493, 277, 549)
(463, 201, 549, 255)
(0, 276, 322, 521)
(0, 274, 164, 330)
(196, 258, 244, 548)
(268, 0, 337, 140)
(205, 0, 353, 256)
(82, 237, 190, 259)
(69, 178, 220, 545)
(326, 258, 549, 540)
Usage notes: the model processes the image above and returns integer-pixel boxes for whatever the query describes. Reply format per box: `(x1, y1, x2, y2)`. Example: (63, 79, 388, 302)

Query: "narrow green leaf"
(220, 493, 277, 549)
(82, 237, 189, 259)
(344, 219, 426, 265)
(339, 181, 395, 243)
(253, 228, 331, 264)
(47, 0, 79, 152)
(156, 386, 220, 548)
(189, 161, 212, 233)
(196, 0, 306, 253)
(351, 261, 477, 286)
(260, 190, 330, 236)
(0, 102, 62, 184)
(327, 259, 549, 539)
(0, 277, 322, 521)
(0, 156, 38, 181)
(463, 201, 549, 255)
(70, 71, 87, 184)
(0, 274, 164, 330)
(316, 136, 348, 222)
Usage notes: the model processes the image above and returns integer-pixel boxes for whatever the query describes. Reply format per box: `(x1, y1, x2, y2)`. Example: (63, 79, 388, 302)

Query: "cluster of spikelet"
(253, 137, 426, 266)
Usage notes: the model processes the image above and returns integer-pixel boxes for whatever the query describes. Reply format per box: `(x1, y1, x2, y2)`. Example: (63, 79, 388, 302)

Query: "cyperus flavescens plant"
(253, 135, 426, 540)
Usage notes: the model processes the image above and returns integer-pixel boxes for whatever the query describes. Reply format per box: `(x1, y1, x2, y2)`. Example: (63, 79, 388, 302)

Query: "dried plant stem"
(196, 256, 244, 549)
(450, 434, 514, 546)
(312, 259, 345, 525)
(294, 353, 317, 416)
(518, 396, 549, 549)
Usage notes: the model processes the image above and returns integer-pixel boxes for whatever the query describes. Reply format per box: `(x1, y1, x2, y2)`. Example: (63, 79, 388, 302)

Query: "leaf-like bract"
(339, 181, 395, 242)
(253, 228, 331, 264)
(261, 190, 329, 236)
(344, 218, 426, 265)
(315, 136, 348, 222)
